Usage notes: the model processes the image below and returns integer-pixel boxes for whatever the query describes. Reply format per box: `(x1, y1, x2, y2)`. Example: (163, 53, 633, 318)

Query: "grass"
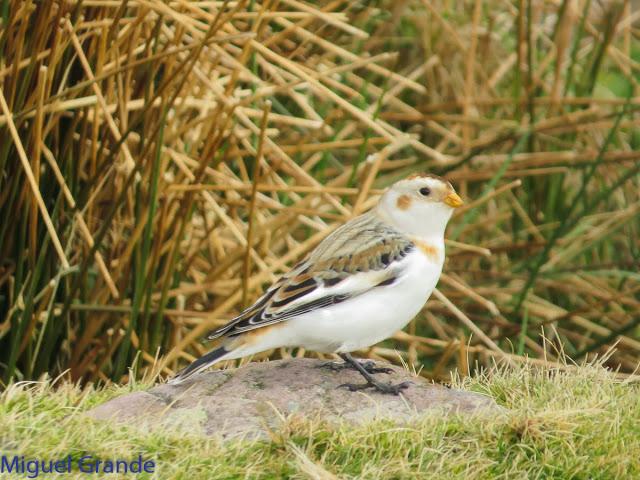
(0, 0, 639, 387)
(1, 360, 639, 479)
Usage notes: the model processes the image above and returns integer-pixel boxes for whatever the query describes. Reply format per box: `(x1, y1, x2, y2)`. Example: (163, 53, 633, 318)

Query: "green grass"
(2, 361, 639, 479)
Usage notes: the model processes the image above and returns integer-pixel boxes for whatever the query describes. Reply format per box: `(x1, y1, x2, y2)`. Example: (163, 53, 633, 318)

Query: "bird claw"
(317, 361, 348, 372)
(338, 380, 412, 395)
(360, 361, 394, 374)
(318, 360, 393, 375)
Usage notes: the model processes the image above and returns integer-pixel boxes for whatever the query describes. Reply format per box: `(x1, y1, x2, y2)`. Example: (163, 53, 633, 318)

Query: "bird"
(169, 173, 463, 394)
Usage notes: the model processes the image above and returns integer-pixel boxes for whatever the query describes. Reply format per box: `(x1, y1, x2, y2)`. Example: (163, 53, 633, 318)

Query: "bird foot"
(318, 360, 393, 375)
(338, 380, 412, 395)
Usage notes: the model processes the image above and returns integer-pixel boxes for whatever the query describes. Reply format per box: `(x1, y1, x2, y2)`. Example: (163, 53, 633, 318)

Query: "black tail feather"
(168, 346, 229, 384)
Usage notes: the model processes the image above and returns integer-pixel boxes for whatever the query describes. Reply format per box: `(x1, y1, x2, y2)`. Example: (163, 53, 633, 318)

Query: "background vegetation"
(0, 0, 639, 385)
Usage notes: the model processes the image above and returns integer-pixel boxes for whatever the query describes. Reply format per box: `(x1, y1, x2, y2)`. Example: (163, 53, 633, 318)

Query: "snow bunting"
(170, 173, 463, 394)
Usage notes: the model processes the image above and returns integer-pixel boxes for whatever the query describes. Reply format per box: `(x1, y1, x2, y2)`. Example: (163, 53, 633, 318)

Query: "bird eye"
(419, 187, 431, 196)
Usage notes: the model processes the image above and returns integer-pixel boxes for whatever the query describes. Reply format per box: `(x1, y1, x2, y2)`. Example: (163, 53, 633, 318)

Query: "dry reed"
(0, 0, 638, 385)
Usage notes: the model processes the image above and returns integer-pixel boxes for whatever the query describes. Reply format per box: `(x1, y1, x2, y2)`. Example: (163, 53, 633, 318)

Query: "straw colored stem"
(0, 89, 69, 269)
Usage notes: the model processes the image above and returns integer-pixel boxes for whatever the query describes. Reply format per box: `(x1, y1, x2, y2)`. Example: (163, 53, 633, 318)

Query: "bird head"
(375, 173, 463, 238)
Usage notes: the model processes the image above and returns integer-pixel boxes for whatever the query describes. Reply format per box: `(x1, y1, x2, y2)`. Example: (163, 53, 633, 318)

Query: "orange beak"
(444, 192, 464, 208)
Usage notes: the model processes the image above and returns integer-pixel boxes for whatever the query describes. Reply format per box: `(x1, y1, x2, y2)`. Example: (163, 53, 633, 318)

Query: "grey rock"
(85, 358, 503, 440)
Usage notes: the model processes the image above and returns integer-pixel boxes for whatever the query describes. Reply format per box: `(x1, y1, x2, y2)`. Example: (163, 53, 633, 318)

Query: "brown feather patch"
(415, 240, 441, 262)
(229, 323, 284, 348)
(396, 194, 412, 210)
(406, 172, 453, 190)
(406, 172, 448, 182)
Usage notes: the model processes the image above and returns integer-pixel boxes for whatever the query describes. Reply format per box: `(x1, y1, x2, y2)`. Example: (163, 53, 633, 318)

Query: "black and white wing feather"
(206, 212, 415, 340)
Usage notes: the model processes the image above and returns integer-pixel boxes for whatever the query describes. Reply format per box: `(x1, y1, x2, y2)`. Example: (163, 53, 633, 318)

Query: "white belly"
(286, 248, 442, 353)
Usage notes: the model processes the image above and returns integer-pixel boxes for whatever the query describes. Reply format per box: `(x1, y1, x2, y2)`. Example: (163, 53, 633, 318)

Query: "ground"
(1, 361, 639, 479)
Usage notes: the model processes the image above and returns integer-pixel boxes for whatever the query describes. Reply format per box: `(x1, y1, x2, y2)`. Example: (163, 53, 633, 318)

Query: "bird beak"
(444, 192, 464, 208)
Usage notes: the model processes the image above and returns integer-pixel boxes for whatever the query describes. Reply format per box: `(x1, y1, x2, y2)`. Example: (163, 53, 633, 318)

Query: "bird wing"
(206, 213, 414, 340)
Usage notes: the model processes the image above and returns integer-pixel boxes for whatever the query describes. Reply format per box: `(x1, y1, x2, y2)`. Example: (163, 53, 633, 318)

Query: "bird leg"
(318, 356, 393, 374)
(336, 353, 411, 395)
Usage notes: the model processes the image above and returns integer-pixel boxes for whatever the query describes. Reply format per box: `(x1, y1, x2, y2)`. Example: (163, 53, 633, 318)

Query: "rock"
(86, 358, 503, 440)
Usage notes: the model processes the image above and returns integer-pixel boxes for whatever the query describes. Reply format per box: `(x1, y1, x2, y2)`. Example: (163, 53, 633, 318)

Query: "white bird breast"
(234, 246, 445, 356)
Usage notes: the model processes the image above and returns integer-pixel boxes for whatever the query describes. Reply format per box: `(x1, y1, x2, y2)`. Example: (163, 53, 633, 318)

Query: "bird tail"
(168, 346, 230, 385)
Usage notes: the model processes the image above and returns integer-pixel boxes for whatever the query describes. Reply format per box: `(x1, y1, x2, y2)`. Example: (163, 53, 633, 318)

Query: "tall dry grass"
(0, 0, 638, 385)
